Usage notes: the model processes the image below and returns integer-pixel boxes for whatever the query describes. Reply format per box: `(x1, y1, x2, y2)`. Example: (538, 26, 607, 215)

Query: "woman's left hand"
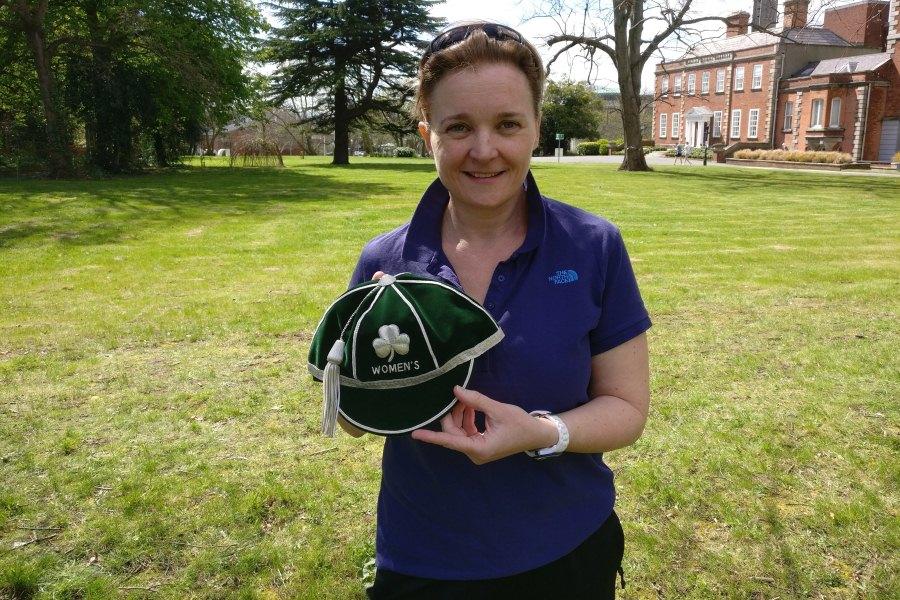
(411, 386, 558, 464)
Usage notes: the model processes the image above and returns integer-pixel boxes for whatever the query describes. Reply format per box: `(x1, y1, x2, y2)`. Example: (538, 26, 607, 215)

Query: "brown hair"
(414, 25, 545, 122)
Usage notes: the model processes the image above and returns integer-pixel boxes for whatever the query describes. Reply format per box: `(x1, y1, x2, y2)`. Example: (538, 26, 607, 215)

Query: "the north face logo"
(549, 270, 578, 285)
(372, 324, 409, 362)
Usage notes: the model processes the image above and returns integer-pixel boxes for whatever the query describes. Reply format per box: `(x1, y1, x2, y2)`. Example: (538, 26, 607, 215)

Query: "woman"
(345, 22, 651, 599)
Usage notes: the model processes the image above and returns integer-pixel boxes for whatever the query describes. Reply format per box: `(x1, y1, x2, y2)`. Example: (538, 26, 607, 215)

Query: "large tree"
(266, 0, 442, 165)
(540, 0, 732, 171)
(539, 79, 604, 155)
(0, 0, 262, 175)
(1, 0, 73, 176)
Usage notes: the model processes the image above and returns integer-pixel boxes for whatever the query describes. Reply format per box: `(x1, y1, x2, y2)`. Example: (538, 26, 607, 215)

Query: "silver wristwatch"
(525, 411, 569, 459)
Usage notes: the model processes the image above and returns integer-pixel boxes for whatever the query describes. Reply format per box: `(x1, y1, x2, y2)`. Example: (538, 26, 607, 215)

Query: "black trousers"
(367, 511, 625, 600)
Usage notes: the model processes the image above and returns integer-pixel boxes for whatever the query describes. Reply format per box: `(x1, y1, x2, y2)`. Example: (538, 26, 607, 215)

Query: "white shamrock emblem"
(372, 324, 410, 362)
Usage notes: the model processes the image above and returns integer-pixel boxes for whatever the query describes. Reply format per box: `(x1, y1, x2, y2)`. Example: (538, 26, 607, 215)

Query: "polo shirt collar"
(401, 170, 547, 264)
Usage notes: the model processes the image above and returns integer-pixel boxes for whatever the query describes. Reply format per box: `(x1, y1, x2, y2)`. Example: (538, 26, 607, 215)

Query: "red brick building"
(652, 0, 900, 162)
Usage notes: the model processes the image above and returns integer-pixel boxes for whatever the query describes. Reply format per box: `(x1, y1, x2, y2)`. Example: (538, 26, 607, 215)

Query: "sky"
(432, 0, 755, 92)
(430, 0, 847, 92)
(260, 1, 851, 94)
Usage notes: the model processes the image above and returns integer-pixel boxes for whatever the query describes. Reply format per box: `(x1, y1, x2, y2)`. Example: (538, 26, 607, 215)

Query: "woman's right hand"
(336, 270, 385, 438)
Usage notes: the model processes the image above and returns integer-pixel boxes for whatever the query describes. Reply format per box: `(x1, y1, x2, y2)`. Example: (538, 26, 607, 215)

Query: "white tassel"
(322, 340, 345, 437)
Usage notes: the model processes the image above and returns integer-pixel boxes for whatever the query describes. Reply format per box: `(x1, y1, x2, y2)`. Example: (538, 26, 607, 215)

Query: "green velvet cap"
(308, 273, 504, 436)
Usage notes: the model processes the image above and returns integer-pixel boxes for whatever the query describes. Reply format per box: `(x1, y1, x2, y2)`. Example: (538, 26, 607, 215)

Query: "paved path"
(532, 152, 900, 177)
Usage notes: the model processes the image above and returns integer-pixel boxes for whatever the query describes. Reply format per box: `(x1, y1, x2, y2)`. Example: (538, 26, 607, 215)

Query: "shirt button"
(487, 301, 495, 310)
(497, 274, 506, 283)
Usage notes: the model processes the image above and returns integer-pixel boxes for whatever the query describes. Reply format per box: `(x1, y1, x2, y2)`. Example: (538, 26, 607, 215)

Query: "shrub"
(393, 147, 416, 158)
(733, 149, 851, 164)
(576, 140, 609, 156)
(893, 151, 900, 163)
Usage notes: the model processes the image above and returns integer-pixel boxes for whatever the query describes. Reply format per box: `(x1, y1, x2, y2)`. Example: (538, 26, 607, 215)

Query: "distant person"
(344, 22, 651, 599)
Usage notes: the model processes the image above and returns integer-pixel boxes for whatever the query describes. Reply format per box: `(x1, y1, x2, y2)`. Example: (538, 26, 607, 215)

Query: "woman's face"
(419, 62, 539, 212)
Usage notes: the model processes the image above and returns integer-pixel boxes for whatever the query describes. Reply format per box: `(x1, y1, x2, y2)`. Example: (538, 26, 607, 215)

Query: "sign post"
(555, 133, 564, 162)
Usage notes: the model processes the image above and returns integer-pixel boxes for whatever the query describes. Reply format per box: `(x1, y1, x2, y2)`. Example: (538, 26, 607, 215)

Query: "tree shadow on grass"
(332, 160, 437, 173)
(0, 166, 405, 249)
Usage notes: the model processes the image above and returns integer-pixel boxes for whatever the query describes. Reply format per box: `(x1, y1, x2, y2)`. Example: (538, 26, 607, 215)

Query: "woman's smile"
(419, 62, 539, 212)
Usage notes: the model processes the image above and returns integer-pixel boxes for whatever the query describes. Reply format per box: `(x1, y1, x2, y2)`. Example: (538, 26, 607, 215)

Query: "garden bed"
(726, 158, 870, 171)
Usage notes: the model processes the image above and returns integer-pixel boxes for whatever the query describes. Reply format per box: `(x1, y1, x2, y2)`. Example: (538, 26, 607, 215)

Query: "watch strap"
(525, 411, 569, 459)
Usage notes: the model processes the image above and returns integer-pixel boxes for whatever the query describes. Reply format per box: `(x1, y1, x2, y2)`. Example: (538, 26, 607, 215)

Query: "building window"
(716, 69, 725, 93)
(672, 112, 681, 138)
(701, 72, 710, 94)
(829, 97, 841, 127)
(687, 73, 696, 95)
(674, 75, 682, 95)
(730, 109, 741, 139)
(661, 76, 669, 95)
(748, 109, 760, 138)
(734, 66, 745, 91)
(783, 101, 794, 131)
(659, 113, 668, 137)
(810, 99, 824, 128)
(752, 64, 763, 90)
(713, 111, 722, 137)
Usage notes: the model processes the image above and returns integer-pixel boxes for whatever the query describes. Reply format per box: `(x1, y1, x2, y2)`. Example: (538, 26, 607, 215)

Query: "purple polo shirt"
(349, 171, 651, 580)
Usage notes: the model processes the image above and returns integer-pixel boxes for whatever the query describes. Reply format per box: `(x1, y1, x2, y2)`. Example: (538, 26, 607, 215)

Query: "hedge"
(733, 149, 852, 164)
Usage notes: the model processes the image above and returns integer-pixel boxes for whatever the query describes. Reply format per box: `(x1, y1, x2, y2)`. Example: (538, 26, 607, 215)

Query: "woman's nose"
(468, 129, 499, 161)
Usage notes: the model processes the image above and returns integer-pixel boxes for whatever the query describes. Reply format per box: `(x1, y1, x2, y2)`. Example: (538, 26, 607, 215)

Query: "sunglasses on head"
(422, 23, 526, 62)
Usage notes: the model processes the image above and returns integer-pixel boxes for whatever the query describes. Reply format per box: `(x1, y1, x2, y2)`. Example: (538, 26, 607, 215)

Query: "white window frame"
(661, 76, 669, 95)
(730, 109, 741, 139)
(810, 99, 824, 128)
(687, 73, 696, 95)
(748, 109, 760, 138)
(713, 111, 722, 137)
(783, 101, 794, 131)
(701, 72, 710, 94)
(672, 112, 681, 138)
(674, 74, 682, 95)
(659, 113, 668, 137)
(829, 97, 841, 127)
(734, 66, 745, 91)
(751, 64, 763, 90)
(716, 69, 725, 93)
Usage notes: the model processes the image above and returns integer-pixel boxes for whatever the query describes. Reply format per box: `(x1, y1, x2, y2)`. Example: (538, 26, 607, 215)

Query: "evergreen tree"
(266, 0, 442, 165)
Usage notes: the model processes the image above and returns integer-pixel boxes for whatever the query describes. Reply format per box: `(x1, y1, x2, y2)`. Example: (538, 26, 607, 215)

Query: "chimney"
(783, 0, 809, 30)
(726, 11, 750, 37)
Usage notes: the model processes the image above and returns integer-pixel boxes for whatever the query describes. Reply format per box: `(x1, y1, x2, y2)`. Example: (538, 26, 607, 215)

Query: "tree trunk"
(85, 2, 132, 173)
(618, 87, 649, 171)
(613, 0, 650, 172)
(17, 0, 72, 177)
(332, 79, 350, 165)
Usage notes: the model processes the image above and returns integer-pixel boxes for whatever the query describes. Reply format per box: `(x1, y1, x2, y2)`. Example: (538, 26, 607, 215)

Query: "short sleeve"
(588, 228, 652, 355)
(348, 252, 371, 288)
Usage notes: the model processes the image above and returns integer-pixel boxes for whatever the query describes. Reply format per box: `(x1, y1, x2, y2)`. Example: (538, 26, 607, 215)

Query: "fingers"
(372, 271, 385, 281)
(462, 405, 478, 436)
(453, 386, 498, 412)
(411, 428, 478, 454)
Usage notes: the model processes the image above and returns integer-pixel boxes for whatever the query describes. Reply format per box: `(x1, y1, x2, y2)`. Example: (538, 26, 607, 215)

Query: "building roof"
(675, 27, 852, 61)
(791, 52, 893, 77)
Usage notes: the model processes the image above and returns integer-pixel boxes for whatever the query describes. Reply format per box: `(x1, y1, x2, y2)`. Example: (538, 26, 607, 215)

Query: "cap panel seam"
(351, 286, 385, 380)
(388, 284, 440, 370)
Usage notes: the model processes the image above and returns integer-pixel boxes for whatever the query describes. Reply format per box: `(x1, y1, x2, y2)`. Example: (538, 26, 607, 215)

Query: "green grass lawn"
(1, 157, 898, 599)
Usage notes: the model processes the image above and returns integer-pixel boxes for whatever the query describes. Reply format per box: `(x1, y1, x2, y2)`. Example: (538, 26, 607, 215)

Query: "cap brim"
(338, 360, 473, 435)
